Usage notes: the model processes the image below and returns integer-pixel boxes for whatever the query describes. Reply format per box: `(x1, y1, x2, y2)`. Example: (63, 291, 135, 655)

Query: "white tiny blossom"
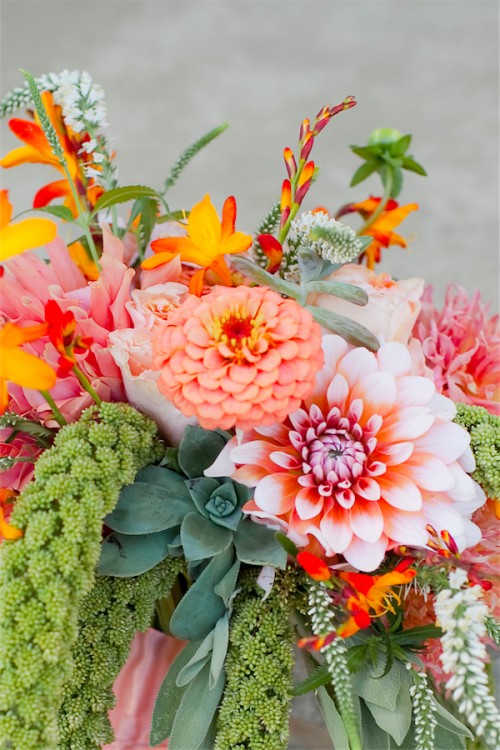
(288, 210, 363, 264)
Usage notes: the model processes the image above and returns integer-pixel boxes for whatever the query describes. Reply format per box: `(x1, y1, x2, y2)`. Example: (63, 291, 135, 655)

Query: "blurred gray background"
(1, 0, 499, 309)
(1, 1, 499, 748)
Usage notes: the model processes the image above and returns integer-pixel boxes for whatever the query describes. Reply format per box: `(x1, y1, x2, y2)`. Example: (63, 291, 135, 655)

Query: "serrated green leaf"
(98, 530, 174, 577)
(34, 204, 75, 221)
(180, 512, 233, 560)
(401, 156, 427, 176)
(292, 664, 331, 696)
(104, 481, 192, 535)
(350, 159, 379, 186)
(305, 280, 368, 306)
(393, 624, 443, 645)
(306, 305, 379, 351)
(150, 640, 201, 745)
(91, 185, 160, 216)
(163, 123, 229, 195)
(233, 520, 287, 568)
(134, 196, 158, 256)
(168, 661, 225, 750)
(317, 685, 350, 750)
(388, 134, 412, 158)
(178, 426, 228, 478)
(170, 547, 234, 640)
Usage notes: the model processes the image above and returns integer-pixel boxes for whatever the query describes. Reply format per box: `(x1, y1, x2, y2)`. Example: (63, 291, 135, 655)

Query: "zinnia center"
(221, 314, 253, 342)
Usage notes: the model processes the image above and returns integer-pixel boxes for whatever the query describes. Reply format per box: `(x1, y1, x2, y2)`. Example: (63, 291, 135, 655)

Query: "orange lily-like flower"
(337, 561, 416, 638)
(0, 320, 56, 413)
(44, 300, 93, 376)
(0, 489, 23, 542)
(296, 551, 332, 582)
(0, 189, 57, 261)
(0, 91, 103, 216)
(345, 196, 418, 269)
(142, 194, 252, 295)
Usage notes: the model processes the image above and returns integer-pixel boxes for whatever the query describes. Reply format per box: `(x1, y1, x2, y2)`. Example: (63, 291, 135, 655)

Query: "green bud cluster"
(58, 555, 184, 750)
(454, 403, 500, 500)
(214, 568, 301, 750)
(252, 202, 281, 269)
(0, 402, 162, 750)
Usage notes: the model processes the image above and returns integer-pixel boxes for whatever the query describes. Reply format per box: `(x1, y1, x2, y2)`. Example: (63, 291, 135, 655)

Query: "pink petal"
(320, 506, 353, 553)
(377, 341, 412, 376)
(378, 473, 423, 511)
(377, 406, 435, 442)
(230, 440, 277, 472)
(342, 534, 388, 572)
(338, 346, 377, 387)
(376, 442, 414, 466)
(295, 487, 324, 520)
(349, 499, 384, 542)
(380, 502, 428, 546)
(401, 454, 455, 491)
(353, 477, 381, 500)
(351, 371, 397, 420)
(326, 373, 349, 410)
(269, 450, 301, 470)
(413, 421, 470, 464)
(396, 376, 435, 407)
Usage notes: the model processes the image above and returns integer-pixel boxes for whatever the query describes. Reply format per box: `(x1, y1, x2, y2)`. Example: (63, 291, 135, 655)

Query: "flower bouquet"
(0, 70, 499, 750)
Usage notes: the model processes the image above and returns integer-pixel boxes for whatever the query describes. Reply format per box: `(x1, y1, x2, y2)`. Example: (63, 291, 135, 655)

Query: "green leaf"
(275, 531, 298, 557)
(134, 196, 158, 256)
(393, 624, 443, 645)
(213, 559, 240, 607)
(360, 700, 391, 750)
(34, 205, 75, 222)
(364, 664, 412, 745)
(350, 159, 379, 187)
(91, 185, 161, 216)
(170, 547, 235, 640)
(388, 134, 412, 157)
(104, 481, 192, 535)
(210, 613, 229, 689)
(180, 513, 233, 560)
(306, 305, 380, 351)
(351, 657, 402, 711)
(432, 699, 473, 739)
(163, 122, 229, 195)
(350, 144, 383, 159)
(401, 156, 427, 176)
(233, 520, 287, 568)
(178, 426, 228, 478)
(292, 664, 331, 696)
(150, 640, 201, 745)
(390, 166, 404, 198)
(168, 661, 225, 750)
(230, 255, 301, 299)
(176, 631, 214, 687)
(317, 685, 351, 750)
(305, 280, 368, 306)
(98, 530, 174, 577)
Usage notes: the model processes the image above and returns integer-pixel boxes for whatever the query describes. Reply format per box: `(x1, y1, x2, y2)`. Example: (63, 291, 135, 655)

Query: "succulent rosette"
(208, 334, 486, 570)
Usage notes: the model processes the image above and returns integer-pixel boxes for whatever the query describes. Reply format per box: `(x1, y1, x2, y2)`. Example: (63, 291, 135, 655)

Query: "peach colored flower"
(308, 264, 424, 345)
(413, 285, 500, 415)
(207, 335, 486, 571)
(152, 285, 324, 431)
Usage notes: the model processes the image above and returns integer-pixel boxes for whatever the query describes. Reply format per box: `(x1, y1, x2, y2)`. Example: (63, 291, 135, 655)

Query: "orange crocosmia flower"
(44, 299, 92, 375)
(0, 189, 57, 261)
(0, 321, 56, 413)
(0, 488, 23, 542)
(337, 563, 416, 637)
(296, 551, 332, 581)
(350, 196, 418, 269)
(143, 194, 252, 295)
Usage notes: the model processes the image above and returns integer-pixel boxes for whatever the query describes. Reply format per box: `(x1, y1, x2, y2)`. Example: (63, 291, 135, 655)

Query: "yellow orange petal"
(141, 251, 179, 270)
(220, 230, 253, 256)
(186, 194, 221, 258)
(209, 256, 233, 286)
(0, 346, 56, 390)
(0, 144, 55, 169)
(150, 236, 202, 264)
(189, 267, 206, 296)
(221, 196, 236, 241)
(375, 203, 419, 233)
(68, 241, 100, 281)
(0, 190, 13, 229)
(0, 218, 57, 261)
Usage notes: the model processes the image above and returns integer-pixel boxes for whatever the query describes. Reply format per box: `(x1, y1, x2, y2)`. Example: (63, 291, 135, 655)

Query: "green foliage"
(21, 69, 64, 161)
(214, 568, 300, 750)
(252, 202, 282, 268)
(0, 402, 162, 749)
(305, 304, 380, 351)
(350, 128, 426, 198)
(162, 122, 229, 195)
(454, 403, 500, 499)
(33, 205, 75, 222)
(91, 185, 163, 216)
(58, 555, 184, 750)
(0, 411, 55, 450)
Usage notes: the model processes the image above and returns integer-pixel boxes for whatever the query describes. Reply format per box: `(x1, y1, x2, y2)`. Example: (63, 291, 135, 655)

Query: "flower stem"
(40, 391, 67, 427)
(72, 365, 102, 406)
(357, 169, 393, 235)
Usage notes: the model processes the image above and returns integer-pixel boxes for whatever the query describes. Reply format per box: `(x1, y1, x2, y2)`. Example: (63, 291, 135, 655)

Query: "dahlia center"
(306, 432, 367, 489)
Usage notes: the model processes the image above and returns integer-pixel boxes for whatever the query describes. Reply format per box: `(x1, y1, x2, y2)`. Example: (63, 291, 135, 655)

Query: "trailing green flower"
(454, 403, 500, 500)
(58, 555, 184, 750)
(0, 402, 162, 750)
(214, 568, 301, 750)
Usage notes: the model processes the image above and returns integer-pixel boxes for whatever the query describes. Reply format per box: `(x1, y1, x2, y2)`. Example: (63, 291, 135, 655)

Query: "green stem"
(60, 162, 101, 270)
(40, 391, 67, 427)
(357, 169, 393, 235)
(72, 365, 102, 406)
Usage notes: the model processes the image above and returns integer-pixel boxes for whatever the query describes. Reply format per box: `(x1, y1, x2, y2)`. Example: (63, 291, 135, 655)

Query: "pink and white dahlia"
(413, 285, 500, 415)
(207, 335, 486, 571)
(152, 285, 324, 431)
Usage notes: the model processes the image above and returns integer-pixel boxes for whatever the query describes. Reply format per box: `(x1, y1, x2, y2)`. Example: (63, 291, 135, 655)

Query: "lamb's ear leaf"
(168, 661, 225, 750)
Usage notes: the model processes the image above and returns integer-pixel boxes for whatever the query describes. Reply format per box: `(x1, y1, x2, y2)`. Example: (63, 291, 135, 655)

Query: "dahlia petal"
(296, 487, 324, 520)
(230, 440, 279, 473)
(379, 502, 428, 546)
(446, 463, 486, 507)
(427, 392, 456, 420)
(326, 373, 349, 410)
(377, 341, 412, 376)
(253, 473, 300, 515)
(401, 453, 455, 491)
(343, 535, 388, 572)
(269, 450, 301, 470)
(378, 473, 422, 511)
(353, 477, 381, 500)
(320, 506, 353, 553)
(349, 500, 384, 543)
(377, 406, 435, 442)
(351, 371, 397, 419)
(377, 442, 414, 466)
(423, 500, 466, 547)
(457, 446, 476, 473)
(204, 439, 237, 477)
(338, 347, 377, 388)
(413, 421, 470, 464)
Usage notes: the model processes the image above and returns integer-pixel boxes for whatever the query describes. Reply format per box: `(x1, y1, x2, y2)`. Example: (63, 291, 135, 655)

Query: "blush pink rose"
(308, 264, 424, 345)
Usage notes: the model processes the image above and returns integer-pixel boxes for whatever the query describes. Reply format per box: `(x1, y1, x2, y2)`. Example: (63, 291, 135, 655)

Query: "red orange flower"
(152, 284, 323, 431)
(0, 488, 22, 542)
(143, 195, 252, 295)
(44, 299, 92, 375)
(296, 551, 332, 581)
(0, 321, 56, 413)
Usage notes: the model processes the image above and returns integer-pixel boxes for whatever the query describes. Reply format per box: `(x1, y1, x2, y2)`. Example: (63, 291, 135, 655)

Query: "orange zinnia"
(143, 194, 252, 295)
(0, 190, 57, 261)
(0, 321, 56, 413)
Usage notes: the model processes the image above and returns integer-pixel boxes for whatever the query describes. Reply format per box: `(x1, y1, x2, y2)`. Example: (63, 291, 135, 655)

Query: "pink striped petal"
(378, 473, 423, 511)
(353, 477, 381, 500)
(351, 371, 397, 420)
(377, 406, 435, 442)
(401, 453, 455, 491)
(338, 346, 377, 387)
(295, 487, 324, 520)
(269, 449, 301, 470)
(376, 442, 414, 466)
(326, 373, 349, 410)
